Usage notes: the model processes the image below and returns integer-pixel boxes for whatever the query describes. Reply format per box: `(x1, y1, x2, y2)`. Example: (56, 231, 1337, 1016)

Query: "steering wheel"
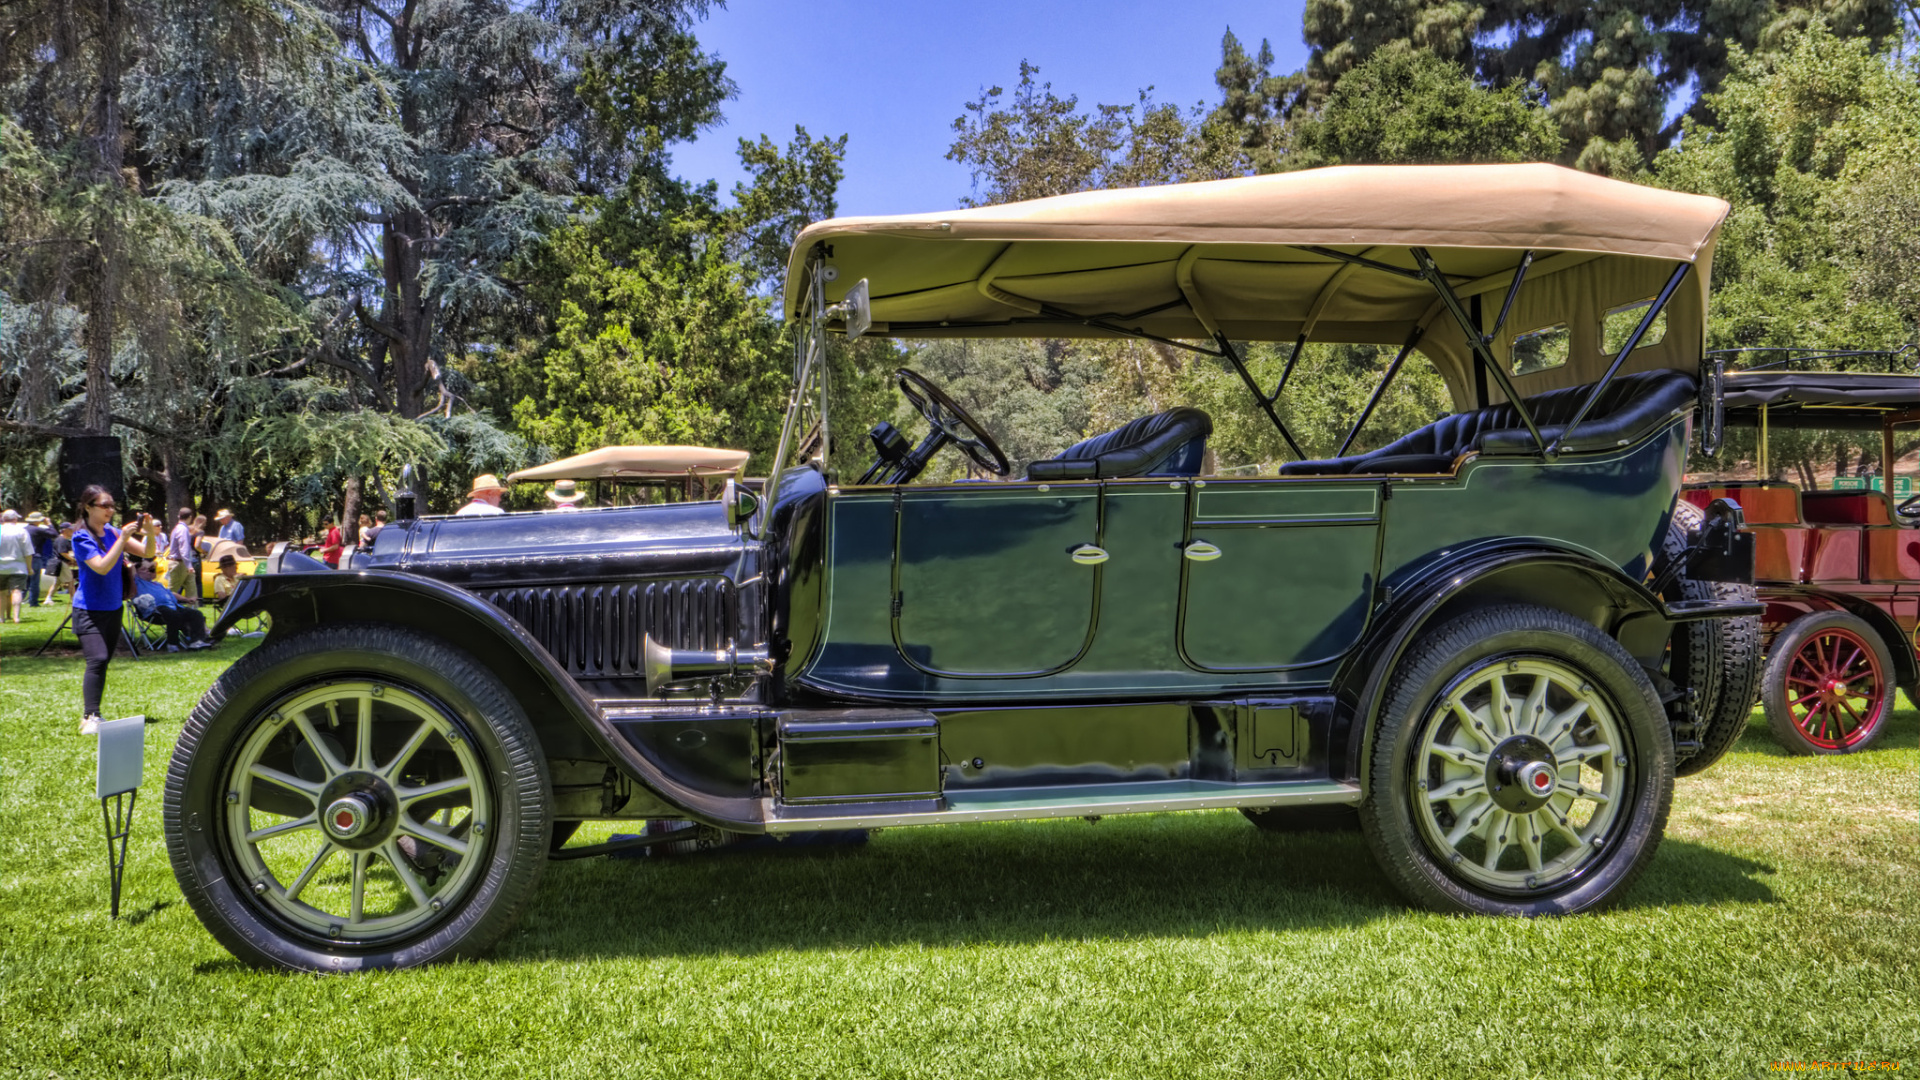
(1898, 491, 1920, 519)
(896, 368, 1012, 477)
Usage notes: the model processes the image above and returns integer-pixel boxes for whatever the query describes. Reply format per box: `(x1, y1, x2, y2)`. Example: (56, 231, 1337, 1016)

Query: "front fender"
(213, 570, 768, 831)
(1331, 543, 1675, 786)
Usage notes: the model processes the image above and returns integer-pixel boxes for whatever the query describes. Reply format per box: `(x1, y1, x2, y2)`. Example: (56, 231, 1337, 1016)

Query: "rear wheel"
(1761, 611, 1896, 755)
(1663, 501, 1762, 777)
(1360, 605, 1672, 916)
(164, 623, 550, 972)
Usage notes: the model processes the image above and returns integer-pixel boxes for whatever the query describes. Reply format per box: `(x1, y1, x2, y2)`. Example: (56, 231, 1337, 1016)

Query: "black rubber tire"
(1761, 610, 1897, 755)
(163, 623, 550, 972)
(1358, 604, 1674, 917)
(1240, 805, 1361, 832)
(1662, 501, 1763, 777)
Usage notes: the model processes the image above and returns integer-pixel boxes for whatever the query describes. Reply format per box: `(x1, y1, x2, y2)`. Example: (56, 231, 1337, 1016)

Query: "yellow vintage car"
(153, 537, 263, 600)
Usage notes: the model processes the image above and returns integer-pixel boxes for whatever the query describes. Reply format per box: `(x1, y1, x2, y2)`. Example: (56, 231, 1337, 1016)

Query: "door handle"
(1183, 540, 1222, 562)
(1070, 544, 1109, 566)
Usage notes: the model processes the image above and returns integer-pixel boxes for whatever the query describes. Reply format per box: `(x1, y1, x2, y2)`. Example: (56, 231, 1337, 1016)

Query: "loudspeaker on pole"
(58, 436, 125, 512)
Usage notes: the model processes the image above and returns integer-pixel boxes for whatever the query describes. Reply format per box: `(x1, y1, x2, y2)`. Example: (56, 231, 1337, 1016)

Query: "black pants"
(73, 607, 123, 718)
(149, 605, 207, 647)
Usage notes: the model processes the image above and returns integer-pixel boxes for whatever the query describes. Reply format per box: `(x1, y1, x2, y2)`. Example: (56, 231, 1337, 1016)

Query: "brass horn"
(642, 635, 771, 696)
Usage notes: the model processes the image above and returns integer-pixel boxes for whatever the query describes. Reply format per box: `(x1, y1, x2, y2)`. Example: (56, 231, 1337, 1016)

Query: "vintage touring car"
(165, 164, 1759, 972)
(1685, 353, 1920, 754)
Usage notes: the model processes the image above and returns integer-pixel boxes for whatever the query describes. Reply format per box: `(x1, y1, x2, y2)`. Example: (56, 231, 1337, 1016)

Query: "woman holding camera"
(71, 484, 155, 734)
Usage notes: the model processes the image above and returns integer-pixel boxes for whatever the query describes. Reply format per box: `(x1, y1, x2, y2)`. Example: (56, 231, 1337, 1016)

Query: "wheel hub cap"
(317, 774, 396, 850)
(1487, 734, 1558, 814)
(326, 795, 372, 839)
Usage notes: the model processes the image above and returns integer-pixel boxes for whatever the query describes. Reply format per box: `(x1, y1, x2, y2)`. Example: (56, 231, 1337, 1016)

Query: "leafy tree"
(0, 0, 326, 519)
(489, 126, 863, 474)
(1655, 25, 1916, 353)
(947, 60, 1248, 207)
(1298, 0, 1905, 173)
(1655, 24, 1920, 484)
(1289, 50, 1564, 167)
(2, 0, 780, 528)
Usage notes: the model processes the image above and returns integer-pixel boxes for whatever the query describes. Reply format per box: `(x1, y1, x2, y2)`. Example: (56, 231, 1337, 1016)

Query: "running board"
(764, 779, 1361, 833)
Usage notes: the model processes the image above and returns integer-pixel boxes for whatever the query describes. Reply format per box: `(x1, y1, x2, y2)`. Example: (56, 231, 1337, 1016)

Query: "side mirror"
(826, 278, 871, 339)
(723, 477, 760, 531)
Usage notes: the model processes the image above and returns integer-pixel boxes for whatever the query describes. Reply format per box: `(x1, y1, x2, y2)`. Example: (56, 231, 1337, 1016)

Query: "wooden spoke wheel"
(1761, 611, 1896, 755)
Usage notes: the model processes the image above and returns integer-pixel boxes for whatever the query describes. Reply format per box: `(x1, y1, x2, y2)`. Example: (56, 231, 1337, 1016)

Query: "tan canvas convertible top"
(506, 445, 750, 482)
(784, 164, 1729, 408)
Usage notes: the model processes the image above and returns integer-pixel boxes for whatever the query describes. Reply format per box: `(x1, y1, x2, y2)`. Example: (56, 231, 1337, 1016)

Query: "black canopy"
(1720, 371, 1920, 429)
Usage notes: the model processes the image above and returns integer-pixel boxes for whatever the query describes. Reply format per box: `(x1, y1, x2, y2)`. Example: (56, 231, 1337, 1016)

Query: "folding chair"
(127, 602, 170, 653)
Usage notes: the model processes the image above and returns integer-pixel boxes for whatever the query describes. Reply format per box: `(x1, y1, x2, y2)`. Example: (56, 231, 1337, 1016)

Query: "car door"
(893, 483, 1102, 677)
(1178, 480, 1383, 671)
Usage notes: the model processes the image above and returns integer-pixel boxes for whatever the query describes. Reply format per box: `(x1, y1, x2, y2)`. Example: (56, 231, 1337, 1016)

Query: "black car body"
(165, 164, 1760, 972)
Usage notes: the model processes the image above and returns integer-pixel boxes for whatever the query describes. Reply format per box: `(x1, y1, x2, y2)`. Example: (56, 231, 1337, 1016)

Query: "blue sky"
(670, 0, 1310, 216)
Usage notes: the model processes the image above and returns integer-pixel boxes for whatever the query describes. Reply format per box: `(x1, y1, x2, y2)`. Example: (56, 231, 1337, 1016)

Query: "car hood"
(354, 500, 752, 589)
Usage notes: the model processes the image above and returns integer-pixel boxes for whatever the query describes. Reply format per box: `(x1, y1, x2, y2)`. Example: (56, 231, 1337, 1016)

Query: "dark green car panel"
(793, 419, 1686, 703)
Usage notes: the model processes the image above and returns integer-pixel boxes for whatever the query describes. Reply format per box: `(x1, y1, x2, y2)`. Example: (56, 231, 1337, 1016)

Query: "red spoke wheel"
(1760, 612, 1897, 755)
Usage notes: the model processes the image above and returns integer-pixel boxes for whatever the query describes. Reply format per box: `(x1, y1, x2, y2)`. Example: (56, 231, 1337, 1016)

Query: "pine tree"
(1298, 0, 1905, 172)
(0, 0, 324, 519)
(1207, 29, 1307, 172)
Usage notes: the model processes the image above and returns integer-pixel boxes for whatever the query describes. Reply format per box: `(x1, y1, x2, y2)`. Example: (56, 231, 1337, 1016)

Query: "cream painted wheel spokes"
(1411, 657, 1629, 894)
(223, 680, 492, 942)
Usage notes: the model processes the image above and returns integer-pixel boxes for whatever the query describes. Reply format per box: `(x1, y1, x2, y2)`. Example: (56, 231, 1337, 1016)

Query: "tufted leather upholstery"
(1028, 407, 1213, 481)
(1281, 369, 1698, 476)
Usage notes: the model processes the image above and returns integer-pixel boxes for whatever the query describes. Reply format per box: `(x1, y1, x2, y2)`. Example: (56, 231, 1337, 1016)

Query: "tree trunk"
(341, 474, 363, 548)
(83, 0, 129, 435)
(161, 443, 190, 522)
(380, 12, 438, 422)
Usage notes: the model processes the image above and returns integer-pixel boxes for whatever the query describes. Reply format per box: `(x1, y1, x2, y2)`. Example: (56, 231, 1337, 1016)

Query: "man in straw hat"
(457, 474, 507, 516)
(215, 508, 245, 544)
(546, 479, 583, 510)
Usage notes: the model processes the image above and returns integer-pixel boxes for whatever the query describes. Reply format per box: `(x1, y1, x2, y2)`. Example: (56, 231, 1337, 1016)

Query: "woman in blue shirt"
(71, 485, 156, 734)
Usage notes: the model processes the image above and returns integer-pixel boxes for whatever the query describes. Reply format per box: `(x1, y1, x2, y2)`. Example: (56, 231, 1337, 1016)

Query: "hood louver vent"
(483, 579, 735, 679)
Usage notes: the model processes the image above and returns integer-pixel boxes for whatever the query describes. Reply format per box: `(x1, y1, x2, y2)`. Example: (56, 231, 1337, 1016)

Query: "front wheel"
(1760, 611, 1896, 755)
(1360, 604, 1673, 916)
(164, 623, 550, 972)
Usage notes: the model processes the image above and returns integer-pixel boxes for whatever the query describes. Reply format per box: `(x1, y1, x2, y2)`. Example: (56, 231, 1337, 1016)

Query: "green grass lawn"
(2, 597, 1916, 1078)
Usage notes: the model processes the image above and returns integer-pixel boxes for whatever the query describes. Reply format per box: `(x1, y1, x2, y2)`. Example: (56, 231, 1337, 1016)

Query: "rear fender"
(214, 572, 768, 830)
(1331, 545, 1671, 786)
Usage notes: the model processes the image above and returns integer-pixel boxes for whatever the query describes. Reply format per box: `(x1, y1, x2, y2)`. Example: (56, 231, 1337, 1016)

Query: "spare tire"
(1661, 501, 1761, 776)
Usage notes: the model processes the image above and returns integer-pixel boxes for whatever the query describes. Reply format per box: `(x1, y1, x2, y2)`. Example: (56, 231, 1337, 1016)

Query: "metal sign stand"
(95, 716, 146, 919)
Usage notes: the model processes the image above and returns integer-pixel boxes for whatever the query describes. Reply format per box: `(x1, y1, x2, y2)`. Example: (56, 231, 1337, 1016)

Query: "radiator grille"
(482, 579, 735, 678)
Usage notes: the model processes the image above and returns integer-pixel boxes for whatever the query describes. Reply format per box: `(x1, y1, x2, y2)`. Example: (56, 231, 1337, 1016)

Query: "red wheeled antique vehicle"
(1684, 355, 1920, 755)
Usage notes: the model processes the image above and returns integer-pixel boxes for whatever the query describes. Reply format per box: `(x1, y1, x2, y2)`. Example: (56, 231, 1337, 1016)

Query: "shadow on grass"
(503, 815, 1780, 963)
(1727, 703, 1920, 757)
(123, 899, 173, 926)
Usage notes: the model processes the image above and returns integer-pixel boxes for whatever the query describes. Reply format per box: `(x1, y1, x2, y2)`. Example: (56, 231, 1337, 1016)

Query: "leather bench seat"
(1028, 407, 1213, 481)
(1281, 369, 1698, 476)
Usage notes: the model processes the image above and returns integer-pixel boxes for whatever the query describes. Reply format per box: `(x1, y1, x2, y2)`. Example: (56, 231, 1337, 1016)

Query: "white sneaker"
(79, 714, 100, 735)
